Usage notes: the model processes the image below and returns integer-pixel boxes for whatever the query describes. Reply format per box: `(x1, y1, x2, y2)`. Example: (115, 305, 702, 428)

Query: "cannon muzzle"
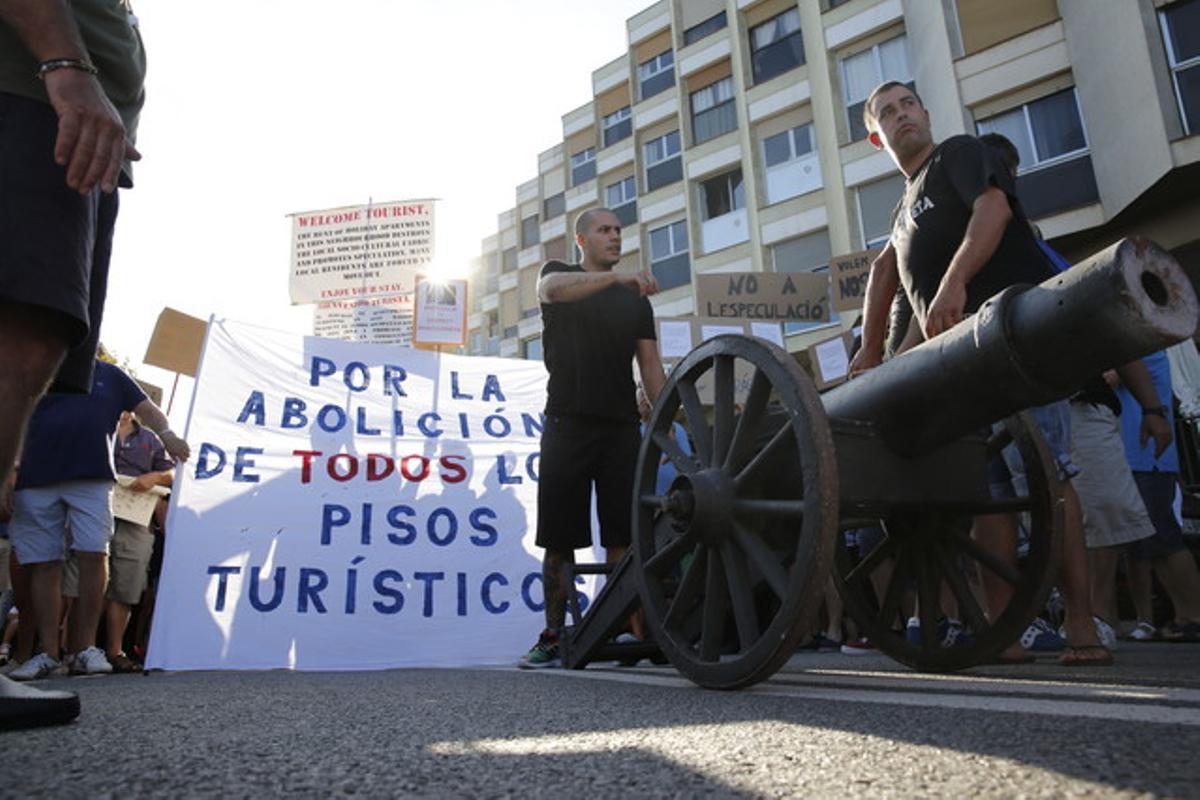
(822, 237, 1199, 457)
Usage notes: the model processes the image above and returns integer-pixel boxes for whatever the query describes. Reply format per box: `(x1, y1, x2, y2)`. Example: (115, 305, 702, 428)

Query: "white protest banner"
(289, 199, 434, 305)
(147, 319, 584, 671)
(413, 279, 468, 347)
(313, 293, 414, 346)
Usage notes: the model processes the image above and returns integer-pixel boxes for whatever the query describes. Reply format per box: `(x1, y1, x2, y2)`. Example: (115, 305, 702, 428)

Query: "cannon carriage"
(559, 238, 1200, 689)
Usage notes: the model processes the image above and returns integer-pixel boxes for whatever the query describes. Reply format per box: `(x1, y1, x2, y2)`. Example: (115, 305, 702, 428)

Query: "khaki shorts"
(1069, 402, 1155, 549)
(62, 520, 155, 605)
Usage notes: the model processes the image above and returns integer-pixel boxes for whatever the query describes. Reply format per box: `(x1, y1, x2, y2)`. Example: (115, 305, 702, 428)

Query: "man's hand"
(129, 473, 158, 493)
(43, 68, 140, 194)
(1141, 413, 1173, 458)
(924, 277, 967, 338)
(848, 347, 882, 377)
(161, 431, 191, 462)
(617, 271, 659, 297)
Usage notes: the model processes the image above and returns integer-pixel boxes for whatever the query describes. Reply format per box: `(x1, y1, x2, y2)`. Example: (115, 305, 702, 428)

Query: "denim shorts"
(8, 480, 114, 564)
(989, 400, 1079, 499)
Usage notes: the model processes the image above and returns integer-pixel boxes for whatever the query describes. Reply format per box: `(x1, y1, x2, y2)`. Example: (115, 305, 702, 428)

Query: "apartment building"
(467, 0, 1200, 361)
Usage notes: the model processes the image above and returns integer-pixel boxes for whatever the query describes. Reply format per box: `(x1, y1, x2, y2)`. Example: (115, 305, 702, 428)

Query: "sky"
(103, 0, 656, 422)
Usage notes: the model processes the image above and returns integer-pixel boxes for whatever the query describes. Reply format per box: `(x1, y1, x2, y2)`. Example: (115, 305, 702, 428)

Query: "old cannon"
(560, 238, 1199, 689)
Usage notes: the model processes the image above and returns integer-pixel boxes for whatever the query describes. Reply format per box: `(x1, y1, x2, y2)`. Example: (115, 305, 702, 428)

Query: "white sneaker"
(1093, 617, 1118, 651)
(1126, 621, 1157, 641)
(68, 646, 113, 675)
(8, 653, 67, 681)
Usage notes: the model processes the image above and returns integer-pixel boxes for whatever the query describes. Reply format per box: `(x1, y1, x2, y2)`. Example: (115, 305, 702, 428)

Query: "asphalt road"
(3, 643, 1198, 798)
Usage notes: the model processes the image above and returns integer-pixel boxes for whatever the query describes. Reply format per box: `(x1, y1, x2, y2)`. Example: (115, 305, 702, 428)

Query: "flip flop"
(1058, 645, 1114, 667)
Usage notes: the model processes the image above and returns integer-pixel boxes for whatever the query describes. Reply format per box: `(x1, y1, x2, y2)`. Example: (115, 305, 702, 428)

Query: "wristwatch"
(1142, 405, 1169, 417)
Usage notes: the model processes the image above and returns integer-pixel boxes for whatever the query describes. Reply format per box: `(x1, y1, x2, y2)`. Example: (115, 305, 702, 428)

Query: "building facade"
(467, 0, 1200, 361)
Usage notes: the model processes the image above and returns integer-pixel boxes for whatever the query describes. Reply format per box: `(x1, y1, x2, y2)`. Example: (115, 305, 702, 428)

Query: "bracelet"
(35, 58, 98, 80)
(1142, 405, 1168, 417)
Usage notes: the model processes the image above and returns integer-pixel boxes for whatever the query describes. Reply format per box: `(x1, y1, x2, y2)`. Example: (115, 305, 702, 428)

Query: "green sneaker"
(518, 629, 561, 669)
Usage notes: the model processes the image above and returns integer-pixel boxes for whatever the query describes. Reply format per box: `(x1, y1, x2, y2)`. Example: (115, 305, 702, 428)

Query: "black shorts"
(1128, 471, 1186, 561)
(536, 414, 640, 551)
(0, 91, 118, 393)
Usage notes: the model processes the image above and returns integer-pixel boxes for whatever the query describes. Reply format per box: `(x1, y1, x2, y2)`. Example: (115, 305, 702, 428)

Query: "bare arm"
(924, 186, 1011, 338)
(538, 270, 658, 304)
(635, 339, 667, 406)
(1114, 360, 1173, 457)
(129, 469, 174, 492)
(848, 243, 897, 376)
(134, 398, 191, 462)
(0, 0, 139, 193)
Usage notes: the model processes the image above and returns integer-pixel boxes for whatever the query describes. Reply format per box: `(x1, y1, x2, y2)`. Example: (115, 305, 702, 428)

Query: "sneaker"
(816, 634, 843, 652)
(1125, 621, 1157, 642)
(518, 629, 561, 669)
(840, 637, 875, 655)
(1160, 620, 1200, 642)
(906, 617, 972, 648)
(8, 653, 67, 681)
(614, 632, 640, 667)
(68, 647, 113, 676)
(1020, 617, 1065, 652)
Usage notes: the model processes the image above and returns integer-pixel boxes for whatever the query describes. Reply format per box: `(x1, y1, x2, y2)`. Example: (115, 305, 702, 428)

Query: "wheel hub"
(663, 468, 735, 546)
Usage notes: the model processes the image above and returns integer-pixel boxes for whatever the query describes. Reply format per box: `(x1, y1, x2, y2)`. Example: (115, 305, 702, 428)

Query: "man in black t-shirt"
(847, 81, 1111, 665)
(518, 208, 666, 669)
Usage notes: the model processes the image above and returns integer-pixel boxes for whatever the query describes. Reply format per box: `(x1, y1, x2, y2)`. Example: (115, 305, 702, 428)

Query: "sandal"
(992, 651, 1035, 665)
(1058, 645, 1113, 667)
(109, 653, 143, 673)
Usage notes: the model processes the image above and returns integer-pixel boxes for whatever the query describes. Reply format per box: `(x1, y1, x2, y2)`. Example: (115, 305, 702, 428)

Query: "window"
(700, 169, 744, 220)
(750, 8, 805, 84)
(976, 88, 1098, 218)
(602, 106, 633, 148)
(543, 192, 565, 220)
(691, 76, 737, 144)
(570, 147, 596, 186)
(649, 219, 690, 290)
(644, 130, 683, 191)
(544, 237, 567, 261)
(503, 325, 519, 340)
(761, 122, 821, 203)
(639, 50, 675, 99)
(485, 252, 499, 294)
(856, 172, 906, 248)
(606, 176, 638, 226)
(771, 230, 835, 333)
(523, 336, 543, 360)
(1160, 0, 1200, 135)
(501, 247, 518, 273)
(841, 35, 913, 141)
(520, 215, 539, 249)
(771, 229, 832, 274)
(684, 11, 728, 45)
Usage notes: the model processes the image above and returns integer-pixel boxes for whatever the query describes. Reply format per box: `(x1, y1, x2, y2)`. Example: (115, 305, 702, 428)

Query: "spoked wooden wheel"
(633, 335, 838, 689)
(834, 413, 1065, 671)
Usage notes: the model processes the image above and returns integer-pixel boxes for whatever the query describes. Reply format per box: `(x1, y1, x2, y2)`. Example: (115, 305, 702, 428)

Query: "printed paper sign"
(313, 293, 414, 346)
(147, 319, 599, 671)
(289, 199, 435, 305)
(657, 319, 694, 360)
(695, 272, 830, 325)
(808, 332, 855, 390)
(413, 279, 468, 347)
(112, 476, 170, 527)
(830, 247, 882, 313)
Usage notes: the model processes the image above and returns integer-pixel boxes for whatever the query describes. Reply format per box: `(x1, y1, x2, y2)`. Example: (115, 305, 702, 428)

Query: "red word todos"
(292, 450, 467, 485)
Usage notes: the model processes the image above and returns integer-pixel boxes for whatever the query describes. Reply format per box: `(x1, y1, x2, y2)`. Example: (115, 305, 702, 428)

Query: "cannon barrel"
(822, 238, 1199, 457)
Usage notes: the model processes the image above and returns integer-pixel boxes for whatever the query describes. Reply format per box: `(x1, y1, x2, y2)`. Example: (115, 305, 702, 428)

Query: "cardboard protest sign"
(695, 272, 831, 325)
(830, 247, 881, 313)
(807, 330, 856, 390)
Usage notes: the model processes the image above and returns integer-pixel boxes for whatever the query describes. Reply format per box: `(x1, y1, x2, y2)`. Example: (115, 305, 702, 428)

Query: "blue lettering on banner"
(203, 564, 590, 620)
(344, 361, 370, 392)
(233, 447, 264, 483)
(236, 391, 266, 426)
(281, 397, 308, 428)
(195, 443, 227, 479)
